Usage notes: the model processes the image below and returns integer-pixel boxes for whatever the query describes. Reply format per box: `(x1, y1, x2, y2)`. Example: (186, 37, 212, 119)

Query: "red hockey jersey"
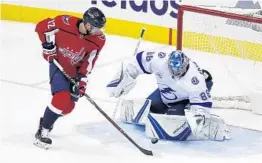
(35, 15, 106, 78)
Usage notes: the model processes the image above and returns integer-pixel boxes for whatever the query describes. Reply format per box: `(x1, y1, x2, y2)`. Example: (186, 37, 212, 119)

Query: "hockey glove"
(106, 62, 137, 98)
(42, 42, 57, 62)
(72, 80, 87, 98)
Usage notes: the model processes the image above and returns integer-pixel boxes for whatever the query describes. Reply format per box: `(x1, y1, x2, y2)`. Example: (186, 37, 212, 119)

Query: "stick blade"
(139, 147, 153, 156)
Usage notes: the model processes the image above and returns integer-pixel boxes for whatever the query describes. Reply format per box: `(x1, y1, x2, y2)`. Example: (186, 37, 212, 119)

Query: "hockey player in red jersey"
(34, 7, 106, 149)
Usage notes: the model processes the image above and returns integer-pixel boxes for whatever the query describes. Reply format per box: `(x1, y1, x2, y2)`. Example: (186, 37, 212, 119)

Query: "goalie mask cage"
(175, 5, 262, 118)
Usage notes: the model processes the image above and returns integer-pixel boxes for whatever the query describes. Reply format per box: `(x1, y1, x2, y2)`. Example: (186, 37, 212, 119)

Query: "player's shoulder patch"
(62, 15, 70, 25)
(158, 52, 166, 58)
(191, 76, 199, 85)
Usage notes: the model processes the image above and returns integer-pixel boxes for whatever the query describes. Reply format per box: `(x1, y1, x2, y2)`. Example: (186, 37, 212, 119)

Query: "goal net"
(176, 5, 262, 114)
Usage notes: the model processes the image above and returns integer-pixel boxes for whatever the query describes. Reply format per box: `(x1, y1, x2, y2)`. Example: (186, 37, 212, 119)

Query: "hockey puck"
(151, 138, 158, 144)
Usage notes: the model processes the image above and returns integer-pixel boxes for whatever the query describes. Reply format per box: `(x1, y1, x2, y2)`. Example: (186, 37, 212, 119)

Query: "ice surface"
(1, 21, 262, 163)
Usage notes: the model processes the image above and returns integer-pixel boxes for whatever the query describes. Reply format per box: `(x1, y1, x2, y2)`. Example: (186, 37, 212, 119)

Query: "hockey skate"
(33, 118, 52, 150)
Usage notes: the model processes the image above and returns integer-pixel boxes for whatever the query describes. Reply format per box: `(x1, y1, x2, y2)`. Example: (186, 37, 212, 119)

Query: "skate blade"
(33, 139, 51, 150)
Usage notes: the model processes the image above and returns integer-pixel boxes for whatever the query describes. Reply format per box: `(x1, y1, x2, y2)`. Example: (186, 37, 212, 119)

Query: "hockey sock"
(42, 106, 61, 129)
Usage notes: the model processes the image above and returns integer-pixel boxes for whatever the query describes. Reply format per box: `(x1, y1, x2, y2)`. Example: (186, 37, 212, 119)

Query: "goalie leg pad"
(118, 98, 151, 125)
(145, 113, 191, 141)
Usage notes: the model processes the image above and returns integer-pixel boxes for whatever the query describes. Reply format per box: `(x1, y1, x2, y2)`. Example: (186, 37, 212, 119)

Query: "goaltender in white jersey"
(107, 49, 230, 141)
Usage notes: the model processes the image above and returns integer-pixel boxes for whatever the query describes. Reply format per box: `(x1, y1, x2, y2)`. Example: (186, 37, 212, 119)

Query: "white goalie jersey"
(107, 49, 230, 141)
(108, 49, 212, 111)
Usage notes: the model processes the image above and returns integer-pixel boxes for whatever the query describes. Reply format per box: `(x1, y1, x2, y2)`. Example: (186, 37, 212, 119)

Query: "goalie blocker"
(115, 98, 230, 141)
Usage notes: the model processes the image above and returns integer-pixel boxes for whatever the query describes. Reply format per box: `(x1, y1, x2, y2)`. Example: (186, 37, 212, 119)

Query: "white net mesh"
(182, 8, 262, 61)
(180, 7, 262, 113)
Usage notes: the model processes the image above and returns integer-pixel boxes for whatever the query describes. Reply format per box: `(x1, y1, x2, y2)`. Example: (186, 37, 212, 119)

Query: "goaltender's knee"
(51, 91, 75, 115)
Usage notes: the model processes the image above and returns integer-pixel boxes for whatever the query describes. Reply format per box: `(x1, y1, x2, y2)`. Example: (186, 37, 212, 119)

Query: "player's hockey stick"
(44, 29, 152, 156)
(52, 59, 153, 156)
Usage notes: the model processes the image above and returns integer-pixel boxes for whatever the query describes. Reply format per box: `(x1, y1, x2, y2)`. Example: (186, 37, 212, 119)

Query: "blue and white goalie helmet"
(168, 50, 190, 78)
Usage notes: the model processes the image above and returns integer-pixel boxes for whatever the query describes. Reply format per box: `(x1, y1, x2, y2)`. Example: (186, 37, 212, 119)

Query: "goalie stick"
(133, 27, 146, 56)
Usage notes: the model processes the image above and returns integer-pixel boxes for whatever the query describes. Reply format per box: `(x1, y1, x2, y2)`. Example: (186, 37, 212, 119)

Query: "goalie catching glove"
(184, 106, 230, 141)
(106, 62, 137, 98)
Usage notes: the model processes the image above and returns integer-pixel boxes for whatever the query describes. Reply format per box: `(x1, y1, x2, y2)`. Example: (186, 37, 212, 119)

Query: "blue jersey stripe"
(136, 51, 151, 74)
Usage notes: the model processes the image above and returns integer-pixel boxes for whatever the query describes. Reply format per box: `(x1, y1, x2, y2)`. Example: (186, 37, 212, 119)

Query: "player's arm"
(35, 16, 62, 62)
(35, 15, 76, 42)
(35, 17, 58, 41)
(70, 50, 99, 98)
(134, 51, 154, 75)
(35, 15, 75, 62)
(106, 51, 153, 98)
(74, 33, 106, 97)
